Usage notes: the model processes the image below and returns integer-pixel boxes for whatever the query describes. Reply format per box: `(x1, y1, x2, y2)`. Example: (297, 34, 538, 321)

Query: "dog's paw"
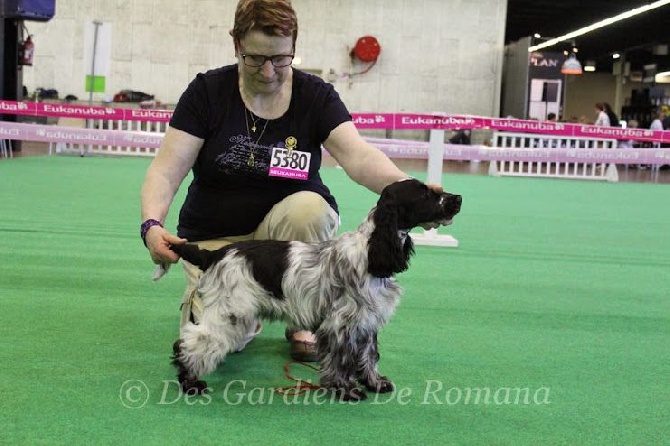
(376, 377, 395, 393)
(367, 376, 395, 394)
(336, 387, 367, 402)
(181, 379, 209, 396)
(359, 375, 395, 393)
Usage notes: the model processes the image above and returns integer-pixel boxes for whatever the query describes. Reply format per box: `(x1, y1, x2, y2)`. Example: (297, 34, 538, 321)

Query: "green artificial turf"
(1, 156, 668, 445)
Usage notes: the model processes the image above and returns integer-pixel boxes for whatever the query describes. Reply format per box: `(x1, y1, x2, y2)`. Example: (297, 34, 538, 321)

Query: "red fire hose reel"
(351, 36, 381, 62)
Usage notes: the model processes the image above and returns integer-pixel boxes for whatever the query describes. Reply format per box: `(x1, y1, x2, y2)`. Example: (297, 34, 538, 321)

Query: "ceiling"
(505, 0, 670, 75)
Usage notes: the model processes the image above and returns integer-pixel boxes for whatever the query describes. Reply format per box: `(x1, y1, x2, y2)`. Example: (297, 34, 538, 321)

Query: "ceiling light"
(528, 0, 670, 52)
(612, 53, 621, 59)
(655, 71, 670, 83)
(584, 60, 596, 72)
(561, 54, 583, 75)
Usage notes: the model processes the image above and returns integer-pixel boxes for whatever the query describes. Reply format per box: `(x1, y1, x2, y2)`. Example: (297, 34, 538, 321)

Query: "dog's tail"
(169, 243, 220, 271)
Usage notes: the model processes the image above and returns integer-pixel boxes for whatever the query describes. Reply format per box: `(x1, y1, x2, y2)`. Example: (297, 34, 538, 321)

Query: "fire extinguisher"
(19, 35, 34, 66)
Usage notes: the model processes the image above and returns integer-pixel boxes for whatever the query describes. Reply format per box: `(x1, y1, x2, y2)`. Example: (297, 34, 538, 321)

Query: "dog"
(169, 178, 462, 401)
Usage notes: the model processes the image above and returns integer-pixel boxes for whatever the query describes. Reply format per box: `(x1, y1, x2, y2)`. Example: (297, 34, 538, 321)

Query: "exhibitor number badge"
(268, 146, 310, 180)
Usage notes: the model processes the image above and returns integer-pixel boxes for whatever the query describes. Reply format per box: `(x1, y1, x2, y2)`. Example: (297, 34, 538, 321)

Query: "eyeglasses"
(240, 53, 294, 68)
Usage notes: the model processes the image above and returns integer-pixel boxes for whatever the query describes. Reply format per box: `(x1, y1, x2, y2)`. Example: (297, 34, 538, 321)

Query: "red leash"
(274, 361, 321, 395)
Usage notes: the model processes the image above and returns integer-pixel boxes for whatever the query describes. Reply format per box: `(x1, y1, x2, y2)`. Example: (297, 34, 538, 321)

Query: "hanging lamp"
(561, 54, 583, 74)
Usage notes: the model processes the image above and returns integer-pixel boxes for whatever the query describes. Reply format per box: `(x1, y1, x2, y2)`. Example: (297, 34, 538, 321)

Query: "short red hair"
(230, 0, 298, 48)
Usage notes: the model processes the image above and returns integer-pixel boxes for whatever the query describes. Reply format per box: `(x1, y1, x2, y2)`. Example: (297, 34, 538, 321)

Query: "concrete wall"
(19, 0, 507, 117)
(500, 37, 530, 119)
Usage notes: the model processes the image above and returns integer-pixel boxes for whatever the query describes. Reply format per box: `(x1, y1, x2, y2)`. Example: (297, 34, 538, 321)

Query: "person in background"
(448, 128, 471, 145)
(546, 112, 557, 121)
(650, 110, 665, 133)
(594, 102, 610, 127)
(651, 109, 670, 156)
(603, 102, 620, 128)
(662, 108, 670, 130)
(140, 0, 449, 362)
(618, 119, 637, 149)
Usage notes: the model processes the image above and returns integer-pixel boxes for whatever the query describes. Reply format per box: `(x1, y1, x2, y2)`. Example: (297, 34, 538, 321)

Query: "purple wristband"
(140, 219, 163, 246)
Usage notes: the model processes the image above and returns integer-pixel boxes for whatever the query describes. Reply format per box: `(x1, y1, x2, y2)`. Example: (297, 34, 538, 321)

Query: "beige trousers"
(179, 191, 339, 328)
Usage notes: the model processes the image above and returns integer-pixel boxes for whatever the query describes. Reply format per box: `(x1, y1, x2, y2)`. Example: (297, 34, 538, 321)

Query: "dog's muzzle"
(438, 193, 462, 224)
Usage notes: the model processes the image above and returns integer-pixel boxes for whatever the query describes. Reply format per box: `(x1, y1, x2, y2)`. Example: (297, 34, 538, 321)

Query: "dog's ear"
(367, 204, 414, 278)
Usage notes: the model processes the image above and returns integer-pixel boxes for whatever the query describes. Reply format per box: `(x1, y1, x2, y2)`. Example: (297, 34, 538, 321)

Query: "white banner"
(83, 21, 112, 84)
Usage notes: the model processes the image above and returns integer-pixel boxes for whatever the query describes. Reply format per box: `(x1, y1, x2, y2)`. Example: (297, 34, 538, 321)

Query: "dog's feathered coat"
(170, 179, 462, 401)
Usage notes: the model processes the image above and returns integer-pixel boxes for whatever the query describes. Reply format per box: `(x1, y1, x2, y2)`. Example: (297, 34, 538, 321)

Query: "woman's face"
(236, 29, 294, 95)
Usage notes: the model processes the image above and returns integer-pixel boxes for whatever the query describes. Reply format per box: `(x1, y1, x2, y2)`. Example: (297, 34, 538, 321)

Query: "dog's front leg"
(316, 324, 367, 402)
(355, 331, 394, 393)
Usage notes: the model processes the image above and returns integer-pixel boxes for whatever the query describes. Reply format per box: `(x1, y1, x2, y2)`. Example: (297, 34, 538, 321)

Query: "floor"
(3, 141, 670, 184)
(3, 158, 667, 445)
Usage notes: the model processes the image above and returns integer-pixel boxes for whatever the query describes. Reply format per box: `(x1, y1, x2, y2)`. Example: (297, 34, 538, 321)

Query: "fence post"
(411, 115, 459, 248)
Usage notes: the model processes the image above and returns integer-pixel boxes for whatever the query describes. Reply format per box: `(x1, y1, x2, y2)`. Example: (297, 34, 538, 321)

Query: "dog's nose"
(448, 194, 462, 213)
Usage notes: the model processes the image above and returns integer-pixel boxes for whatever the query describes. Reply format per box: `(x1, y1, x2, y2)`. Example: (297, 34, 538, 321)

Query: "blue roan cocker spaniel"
(169, 178, 462, 401)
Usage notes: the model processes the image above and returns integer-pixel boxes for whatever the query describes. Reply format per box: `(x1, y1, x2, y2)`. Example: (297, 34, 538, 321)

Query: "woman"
(140, 0, 446, 361)
(594, 102, 610, 126)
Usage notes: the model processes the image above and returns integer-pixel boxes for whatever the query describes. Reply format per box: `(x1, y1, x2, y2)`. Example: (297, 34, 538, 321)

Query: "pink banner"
(2, 100, 670, 143)
(392, 113, 477, 130)
(482, 117, 668, 143)
(354, 112, 670, 143)
(0, 100, 172, 122)
(351, 113, 393, 129)
(2, 120, 670, 164)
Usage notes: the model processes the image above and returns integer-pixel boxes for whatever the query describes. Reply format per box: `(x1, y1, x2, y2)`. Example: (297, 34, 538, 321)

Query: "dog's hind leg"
(172, 317, 250, 395)
(354, 331, 394, 394)
(172, 339, 209, 395)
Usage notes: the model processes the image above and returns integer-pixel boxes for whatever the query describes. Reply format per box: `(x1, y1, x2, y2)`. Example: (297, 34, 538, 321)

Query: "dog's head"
(368, 178, 462, 278)
(377, 178, 462, 230)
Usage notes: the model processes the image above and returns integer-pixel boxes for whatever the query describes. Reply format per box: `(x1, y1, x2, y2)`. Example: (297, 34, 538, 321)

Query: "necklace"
(247, 108, 263, 132)
(244, 106, 270, 167)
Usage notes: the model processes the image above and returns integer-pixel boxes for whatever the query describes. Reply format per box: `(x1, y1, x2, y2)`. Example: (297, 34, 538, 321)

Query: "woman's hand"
(145, 225, 187, 264)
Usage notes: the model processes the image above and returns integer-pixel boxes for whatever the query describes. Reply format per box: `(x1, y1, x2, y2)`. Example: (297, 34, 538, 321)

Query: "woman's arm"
(323, 121, 447, 229)
(323, 121, 410, 194)
(140, 127, 203, 263)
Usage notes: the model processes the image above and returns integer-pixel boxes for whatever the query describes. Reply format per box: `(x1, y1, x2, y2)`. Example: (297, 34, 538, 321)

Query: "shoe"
(234, 320, 263, 352)
(285, 326, 318, 362)
(290, 339, 319, 362)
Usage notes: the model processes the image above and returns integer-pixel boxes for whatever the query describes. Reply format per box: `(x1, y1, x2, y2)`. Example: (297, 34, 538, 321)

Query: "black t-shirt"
(169, 65, 351, 241)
